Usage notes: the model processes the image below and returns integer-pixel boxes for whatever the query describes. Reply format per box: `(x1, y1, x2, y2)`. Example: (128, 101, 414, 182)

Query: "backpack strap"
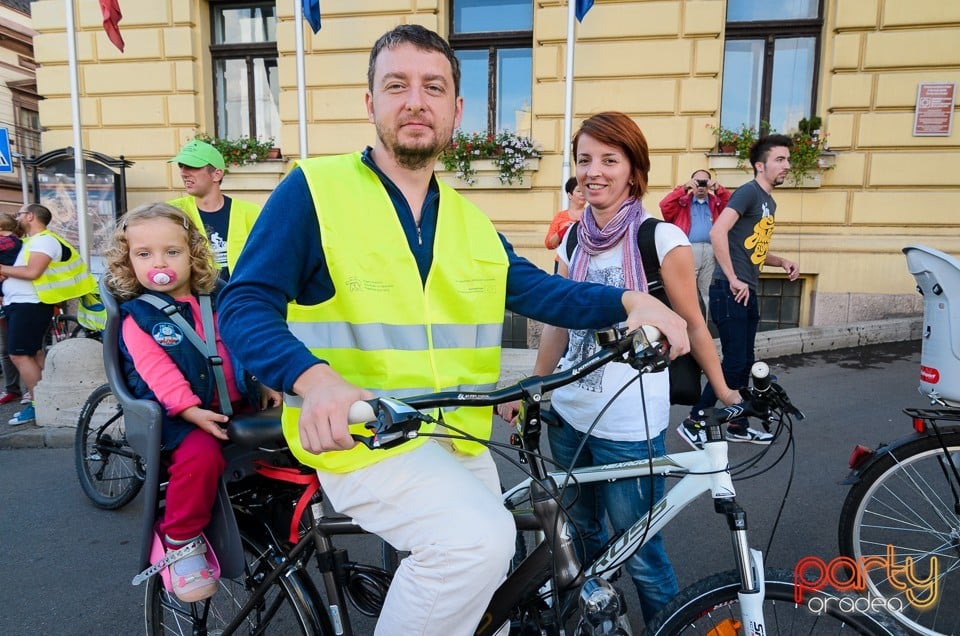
(637, 218, 668, 304)
(565, 217, 666, 299)
(136, 293, 233, 418)
(564, 221, 580, 263)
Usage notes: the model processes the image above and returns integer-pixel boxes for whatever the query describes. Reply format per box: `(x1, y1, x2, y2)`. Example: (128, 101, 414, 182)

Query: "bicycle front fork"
(717, 497, 767, 635)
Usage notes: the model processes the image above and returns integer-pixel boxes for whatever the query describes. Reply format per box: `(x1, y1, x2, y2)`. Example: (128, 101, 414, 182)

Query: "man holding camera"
(659, 169, 730, 315)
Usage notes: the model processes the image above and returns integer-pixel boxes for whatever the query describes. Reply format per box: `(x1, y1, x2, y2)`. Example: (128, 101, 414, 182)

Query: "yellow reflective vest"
(168, 196, 261, 274)
(29, 230, 97, 303)
(283, 153, 508, 473)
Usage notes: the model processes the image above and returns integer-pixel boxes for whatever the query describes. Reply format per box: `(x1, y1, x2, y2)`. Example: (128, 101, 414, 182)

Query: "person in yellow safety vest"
(0, 203, 97, 426)
(218, 25, 691, 636)
(167, 139, 261, 281)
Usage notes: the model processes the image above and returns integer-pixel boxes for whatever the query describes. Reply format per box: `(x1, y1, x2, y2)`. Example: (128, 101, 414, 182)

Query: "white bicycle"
(348, 326, 905, 634)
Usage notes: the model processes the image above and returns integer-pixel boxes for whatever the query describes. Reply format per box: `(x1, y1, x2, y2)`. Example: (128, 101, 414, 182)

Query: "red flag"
(99, 0, 125, 52)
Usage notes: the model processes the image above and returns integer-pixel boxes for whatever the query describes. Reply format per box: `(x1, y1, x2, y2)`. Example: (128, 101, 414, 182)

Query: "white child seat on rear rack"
(904, 245, 960, 406)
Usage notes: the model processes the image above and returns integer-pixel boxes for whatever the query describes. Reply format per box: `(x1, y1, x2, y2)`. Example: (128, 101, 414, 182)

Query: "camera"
(696, 179, 708, 187)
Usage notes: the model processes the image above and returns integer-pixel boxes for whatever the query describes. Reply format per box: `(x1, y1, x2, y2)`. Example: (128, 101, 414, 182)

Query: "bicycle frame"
(490, 428, 768, 636)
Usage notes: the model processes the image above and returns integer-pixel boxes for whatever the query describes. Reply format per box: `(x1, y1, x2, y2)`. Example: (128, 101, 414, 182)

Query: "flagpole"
(561, 0, 576, 190)
(66, 0, 91, 265)
(294, 0, 308, 160)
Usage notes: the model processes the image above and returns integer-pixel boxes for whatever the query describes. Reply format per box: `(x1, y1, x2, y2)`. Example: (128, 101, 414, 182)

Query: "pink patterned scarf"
(569, 197, 650, 292)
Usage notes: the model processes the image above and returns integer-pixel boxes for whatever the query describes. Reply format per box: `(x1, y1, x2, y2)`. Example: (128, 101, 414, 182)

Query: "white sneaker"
(21, 390, 31, 404)
(725, 426, 773, 445)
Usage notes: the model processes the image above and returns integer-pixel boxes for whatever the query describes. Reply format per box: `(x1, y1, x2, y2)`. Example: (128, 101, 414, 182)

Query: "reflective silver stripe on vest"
(288, 321, 502, 351)
(431, 323, 502, 349)
(44, 259, 82, 276)
(34, 271, 88, 293)
(282, 382, 498, 410)
(290, 322, 427, 351)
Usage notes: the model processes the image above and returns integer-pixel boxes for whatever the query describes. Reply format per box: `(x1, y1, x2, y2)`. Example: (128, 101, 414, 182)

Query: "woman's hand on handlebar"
(292, 363, 376, 453)
(496, 400, 520, 424)
(718, 387, 742, 407)
(621, 290, 689, 359)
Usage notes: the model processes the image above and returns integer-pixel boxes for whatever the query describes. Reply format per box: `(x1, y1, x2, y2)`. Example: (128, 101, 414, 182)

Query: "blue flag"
(576, 0, 594, 22)
(303, 0, 321, 34)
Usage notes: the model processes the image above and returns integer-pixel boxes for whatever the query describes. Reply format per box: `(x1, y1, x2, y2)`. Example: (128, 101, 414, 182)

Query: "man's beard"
(376, 120, 449, 171)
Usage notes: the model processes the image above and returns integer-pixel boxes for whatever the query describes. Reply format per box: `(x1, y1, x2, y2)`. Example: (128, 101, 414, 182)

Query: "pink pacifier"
(148, 268, 177, 286)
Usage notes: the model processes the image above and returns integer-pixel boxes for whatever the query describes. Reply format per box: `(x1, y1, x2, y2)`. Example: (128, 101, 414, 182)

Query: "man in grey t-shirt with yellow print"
(678, 134, 799, 448)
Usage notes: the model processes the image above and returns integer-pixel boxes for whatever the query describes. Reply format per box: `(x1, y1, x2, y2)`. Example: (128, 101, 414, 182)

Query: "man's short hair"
(690, 169, 711, 179)
(367, 25, 461, 98)
(23, 203, 51, 225)
(749, 134, 793, 175)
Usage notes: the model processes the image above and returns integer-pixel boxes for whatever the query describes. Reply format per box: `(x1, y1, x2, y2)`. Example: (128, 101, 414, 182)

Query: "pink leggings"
(159, 428, 226, 543)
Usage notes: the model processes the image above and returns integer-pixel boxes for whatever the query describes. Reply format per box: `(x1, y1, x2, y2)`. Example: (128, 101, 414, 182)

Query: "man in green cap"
(168, 139, 261, 280)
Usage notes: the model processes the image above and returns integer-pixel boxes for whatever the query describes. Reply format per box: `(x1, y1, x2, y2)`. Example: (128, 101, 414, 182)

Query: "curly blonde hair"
(105, 202, 219, 301)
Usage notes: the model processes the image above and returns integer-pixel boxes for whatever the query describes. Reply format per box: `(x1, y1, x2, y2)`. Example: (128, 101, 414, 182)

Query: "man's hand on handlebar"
(621, 290, 689, 359)
(293, 363, 376, 453)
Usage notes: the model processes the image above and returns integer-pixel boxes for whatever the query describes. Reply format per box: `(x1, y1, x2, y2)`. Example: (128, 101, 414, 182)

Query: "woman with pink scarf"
(513, 112, 738, 622)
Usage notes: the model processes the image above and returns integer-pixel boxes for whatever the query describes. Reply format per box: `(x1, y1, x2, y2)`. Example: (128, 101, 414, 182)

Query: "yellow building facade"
(31, 0, 960, 326)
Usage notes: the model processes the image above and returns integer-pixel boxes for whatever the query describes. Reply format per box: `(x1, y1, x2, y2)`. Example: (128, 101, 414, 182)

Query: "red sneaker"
(0, 391, 21, 405)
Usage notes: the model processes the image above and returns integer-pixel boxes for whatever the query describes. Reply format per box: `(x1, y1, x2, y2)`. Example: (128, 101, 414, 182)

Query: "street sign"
(0, 128, 12, 173)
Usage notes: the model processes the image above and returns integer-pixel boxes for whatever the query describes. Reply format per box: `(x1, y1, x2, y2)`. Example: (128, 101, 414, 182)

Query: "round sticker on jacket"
(152, 322, 184, 348)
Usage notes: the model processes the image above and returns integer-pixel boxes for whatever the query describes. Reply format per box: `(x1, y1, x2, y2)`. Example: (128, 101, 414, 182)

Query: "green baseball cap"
(169, 140, 226, 170)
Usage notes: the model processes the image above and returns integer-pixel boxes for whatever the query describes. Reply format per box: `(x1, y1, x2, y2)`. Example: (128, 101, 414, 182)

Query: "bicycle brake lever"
(353, 397, 427, 450)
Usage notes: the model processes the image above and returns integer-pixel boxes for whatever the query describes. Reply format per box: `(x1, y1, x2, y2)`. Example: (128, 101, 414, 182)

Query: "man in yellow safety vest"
(219, 25, 691, 635)
(0, 203, 96, 425)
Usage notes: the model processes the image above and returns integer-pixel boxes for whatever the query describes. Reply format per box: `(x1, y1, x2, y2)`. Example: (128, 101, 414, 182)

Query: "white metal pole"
(561, 0, 577, 192)
(66, 0, 91, 264)
(14, 153, 28, 203)
(294, 0, 309, 159)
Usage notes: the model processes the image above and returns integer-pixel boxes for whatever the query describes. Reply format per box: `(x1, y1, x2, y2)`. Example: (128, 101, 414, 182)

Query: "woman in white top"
(502, 112, 739, 622)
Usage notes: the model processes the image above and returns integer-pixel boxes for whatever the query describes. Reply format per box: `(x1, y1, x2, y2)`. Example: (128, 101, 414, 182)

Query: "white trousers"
(318, 441, 516, 636)
(691, 241, 715, 321)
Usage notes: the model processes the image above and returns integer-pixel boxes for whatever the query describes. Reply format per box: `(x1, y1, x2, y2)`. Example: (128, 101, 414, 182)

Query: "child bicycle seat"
(98, 278, 246, 581)
(904, 245, 960, 406)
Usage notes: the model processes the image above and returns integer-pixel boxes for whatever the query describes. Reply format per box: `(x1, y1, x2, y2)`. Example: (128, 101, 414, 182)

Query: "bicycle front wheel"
(645, 568, 904, 635)
(74, 384, 144, 510)
(144, 529, 330, 635)
(839, 432, 960, 635)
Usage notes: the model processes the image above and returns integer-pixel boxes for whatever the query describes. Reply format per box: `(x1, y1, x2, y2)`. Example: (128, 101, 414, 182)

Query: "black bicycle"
(42, 304, 101, 353)
(75, 384, 144, 509)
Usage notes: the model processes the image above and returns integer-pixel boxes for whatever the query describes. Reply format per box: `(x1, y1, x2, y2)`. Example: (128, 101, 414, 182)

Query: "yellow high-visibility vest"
(29, 230, 96, 303)
(168, 196, 261, 274)
(283, 153, 507, 473)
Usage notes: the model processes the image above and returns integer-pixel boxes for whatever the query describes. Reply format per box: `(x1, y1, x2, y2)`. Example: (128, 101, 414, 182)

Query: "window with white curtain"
(210, 1, 279, 141)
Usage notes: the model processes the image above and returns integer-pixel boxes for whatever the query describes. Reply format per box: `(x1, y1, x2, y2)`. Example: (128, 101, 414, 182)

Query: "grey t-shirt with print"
(713, 179, 776, 291)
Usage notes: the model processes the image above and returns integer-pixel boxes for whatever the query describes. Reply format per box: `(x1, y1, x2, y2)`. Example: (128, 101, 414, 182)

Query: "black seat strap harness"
(136, 293, 233, 418)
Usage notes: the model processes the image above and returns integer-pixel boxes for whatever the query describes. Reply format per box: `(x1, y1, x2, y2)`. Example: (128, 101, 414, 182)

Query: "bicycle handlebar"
(347, 326, 802, 450)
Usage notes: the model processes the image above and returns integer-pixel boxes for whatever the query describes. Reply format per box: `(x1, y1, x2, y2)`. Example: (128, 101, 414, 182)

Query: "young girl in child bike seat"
(105, 202, 280, 603)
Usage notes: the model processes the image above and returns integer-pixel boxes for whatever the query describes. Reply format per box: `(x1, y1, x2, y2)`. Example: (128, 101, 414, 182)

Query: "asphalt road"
(0, 340, 927, 635)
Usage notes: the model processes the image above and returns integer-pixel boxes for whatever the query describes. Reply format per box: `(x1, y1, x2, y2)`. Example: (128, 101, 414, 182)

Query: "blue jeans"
(547, 415, 679, 622)
(692, 280, 759, 426)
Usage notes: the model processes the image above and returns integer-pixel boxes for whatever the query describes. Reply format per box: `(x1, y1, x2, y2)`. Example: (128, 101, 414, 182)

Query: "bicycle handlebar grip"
(750, 361, 771, 393)
(348, 400, 376, 424)
(640, 324, 662, 343)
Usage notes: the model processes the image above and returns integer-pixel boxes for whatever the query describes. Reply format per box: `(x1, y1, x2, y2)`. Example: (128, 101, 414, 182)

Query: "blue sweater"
(219, 148, 627, 394)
